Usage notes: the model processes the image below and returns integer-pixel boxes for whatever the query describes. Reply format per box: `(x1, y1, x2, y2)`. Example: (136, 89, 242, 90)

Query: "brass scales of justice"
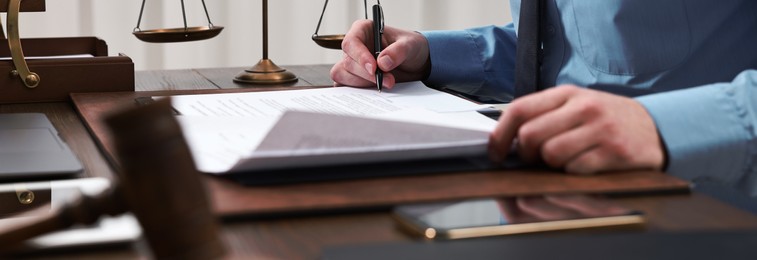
(133, 0, 380, 85)
(133, 0, 297, 85)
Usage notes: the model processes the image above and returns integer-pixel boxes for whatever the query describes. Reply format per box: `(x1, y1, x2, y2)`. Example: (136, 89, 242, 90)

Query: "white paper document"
(170, 81, 491, 117)
(167, 81, 498, 174)
(234, 110, 490, 172)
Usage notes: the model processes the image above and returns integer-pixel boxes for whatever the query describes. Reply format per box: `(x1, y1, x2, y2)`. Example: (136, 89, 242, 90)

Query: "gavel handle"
(0, 187, 127, 253)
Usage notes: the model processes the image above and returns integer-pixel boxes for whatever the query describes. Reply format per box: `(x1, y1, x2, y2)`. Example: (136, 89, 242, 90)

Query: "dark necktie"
(514, 0, 544, 98)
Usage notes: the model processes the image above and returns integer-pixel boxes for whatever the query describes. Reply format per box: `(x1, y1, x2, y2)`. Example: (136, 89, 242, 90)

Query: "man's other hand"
(488, 85, 665, 174)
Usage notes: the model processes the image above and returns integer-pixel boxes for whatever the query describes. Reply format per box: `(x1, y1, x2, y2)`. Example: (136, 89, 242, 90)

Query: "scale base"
(234, 59, 298, 85)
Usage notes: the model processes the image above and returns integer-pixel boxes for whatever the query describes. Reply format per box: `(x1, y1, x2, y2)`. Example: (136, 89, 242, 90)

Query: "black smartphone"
(393, 194, 644, 239)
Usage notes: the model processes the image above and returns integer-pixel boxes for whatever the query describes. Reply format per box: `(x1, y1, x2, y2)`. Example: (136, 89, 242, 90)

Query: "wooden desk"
(2, 65, 757, 259)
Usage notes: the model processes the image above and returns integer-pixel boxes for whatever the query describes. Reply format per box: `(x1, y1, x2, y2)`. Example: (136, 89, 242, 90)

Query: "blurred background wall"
(4, 0, 511, 71)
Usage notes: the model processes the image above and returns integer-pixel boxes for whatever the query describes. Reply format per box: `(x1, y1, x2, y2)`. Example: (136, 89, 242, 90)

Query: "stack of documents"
(167, 81, 498, 181)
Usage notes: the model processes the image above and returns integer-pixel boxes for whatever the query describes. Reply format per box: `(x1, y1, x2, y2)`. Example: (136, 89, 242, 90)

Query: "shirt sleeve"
(420, 24, 518, 103)
(636, 70, 757, 196)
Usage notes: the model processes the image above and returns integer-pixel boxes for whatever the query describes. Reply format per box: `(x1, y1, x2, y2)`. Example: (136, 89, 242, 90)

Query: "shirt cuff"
(420, 30, 486, 94)
(636, 83, 752, 186)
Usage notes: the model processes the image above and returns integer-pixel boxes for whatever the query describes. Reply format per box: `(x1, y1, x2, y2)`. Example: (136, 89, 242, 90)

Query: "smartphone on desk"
(393, 194, 644, 239)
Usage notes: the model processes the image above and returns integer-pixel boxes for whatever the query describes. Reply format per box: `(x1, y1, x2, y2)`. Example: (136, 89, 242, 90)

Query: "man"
(330, 1, 757, 196)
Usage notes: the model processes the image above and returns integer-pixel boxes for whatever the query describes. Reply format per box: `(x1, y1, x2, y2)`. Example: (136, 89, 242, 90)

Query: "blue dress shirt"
(421, 0, 757, 196)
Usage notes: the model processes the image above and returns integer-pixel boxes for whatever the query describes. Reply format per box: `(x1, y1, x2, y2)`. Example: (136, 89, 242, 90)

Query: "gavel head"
(104, 98, 225, 259)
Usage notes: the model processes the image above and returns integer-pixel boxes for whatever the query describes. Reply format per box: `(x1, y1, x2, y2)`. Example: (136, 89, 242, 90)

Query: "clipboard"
(1, 0, 133, 104)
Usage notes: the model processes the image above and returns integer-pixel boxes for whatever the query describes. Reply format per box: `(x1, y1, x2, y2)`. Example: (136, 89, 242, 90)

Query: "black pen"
(372, 4, 384, 93)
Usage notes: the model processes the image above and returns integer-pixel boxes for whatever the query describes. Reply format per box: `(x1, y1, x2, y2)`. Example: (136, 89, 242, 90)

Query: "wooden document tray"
(0, 37, 134, 103)
(0, 0, 45, 12)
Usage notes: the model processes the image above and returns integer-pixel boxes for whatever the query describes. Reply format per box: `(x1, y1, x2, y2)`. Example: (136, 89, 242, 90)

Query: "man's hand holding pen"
(330, 8, 431, 90)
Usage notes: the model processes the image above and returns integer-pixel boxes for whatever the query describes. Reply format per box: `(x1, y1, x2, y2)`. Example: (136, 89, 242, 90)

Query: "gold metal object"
(312, 0, 380, 50)
(133, 0, 223, 43)
(233, 0, 297, 85)
(5, 0, 40, 88)
(234, 59, 297, 84)
(14, 185, 34, 205)
(134, 26, 224, 43)
(312, 34, 345, 50)
(425, 214, 645, 240)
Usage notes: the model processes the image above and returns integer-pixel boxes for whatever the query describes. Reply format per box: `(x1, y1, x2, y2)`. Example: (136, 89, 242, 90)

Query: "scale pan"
(134, 26, 224, 43)
(312, 34, 344, 49)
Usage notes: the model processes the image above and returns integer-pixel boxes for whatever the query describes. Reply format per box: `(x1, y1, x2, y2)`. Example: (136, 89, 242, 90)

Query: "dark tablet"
(0, 113, 82, 179)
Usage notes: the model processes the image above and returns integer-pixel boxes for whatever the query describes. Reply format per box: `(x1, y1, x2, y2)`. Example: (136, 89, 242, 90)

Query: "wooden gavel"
(0, 98, 226, 259)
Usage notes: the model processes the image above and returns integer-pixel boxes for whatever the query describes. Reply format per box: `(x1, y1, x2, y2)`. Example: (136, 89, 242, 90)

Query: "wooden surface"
(0, 0, 45, 12)
(2, 64, 757, 259)
(71, 90, 688, 218)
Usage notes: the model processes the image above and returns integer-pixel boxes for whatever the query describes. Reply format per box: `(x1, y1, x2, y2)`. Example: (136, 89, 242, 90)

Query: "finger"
(380, 73, 397, 90)
(375, 28, 420, 88)
(378, 48, 416, 86)
(559, 125, 661, 175)
(375, 54, 398, 90)
(489, 106, 529, 163)
(489, 86, 576, 163)
(380, 28, 432, 84)
(516, 97, 590, 163)
(330, 57, 396, 88)
(564, 147, 615, 175)
(330, 60, 376, 88)
(539, 119, 603, 168)
(514, 86, 586, 163)
(339, 21, 399, 89)
(340, 54, 374, 83)
(566, 141, 659, 175)
(375, 28, 408, 72)
(342, 20, 379, 77)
